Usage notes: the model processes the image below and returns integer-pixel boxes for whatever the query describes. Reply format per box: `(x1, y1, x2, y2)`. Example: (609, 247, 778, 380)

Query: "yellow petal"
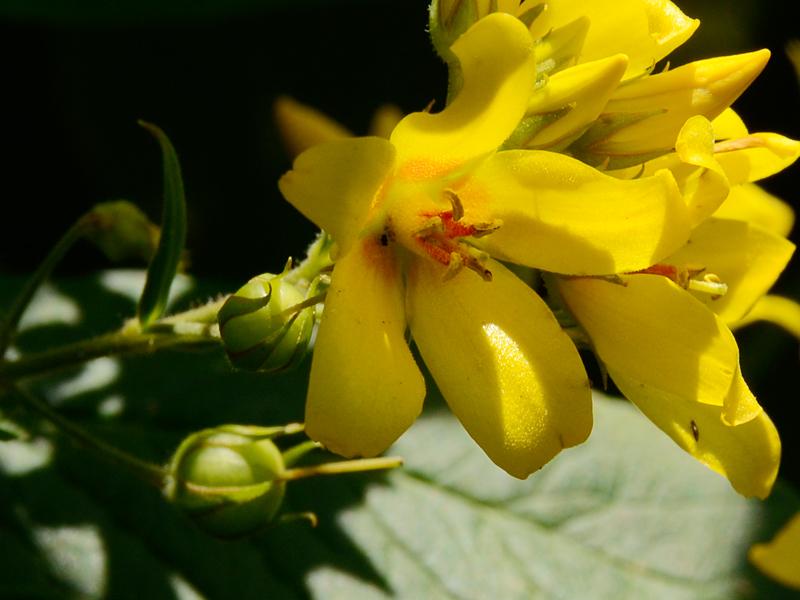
(608, 116, 729, 225)
(368, 104, 404, 139)
(532, 16, 589, 77)
(730, 295, 800, 341)
(457, 150, 689, 274)
(390, 14, 536, 180)
(713, 184, 795, 238)
(278, 137, 395, 253)
(592, 50, 770, 157)
(557, 275, 740, 411)
(530, 0, 698, 77)
(665, 218, 795, 323)
(714, 132, 800, 185)
(610, 362, 780, 498)
(673, 115, 730, 225)
(524, 54, 629, 148)
(274, 96, 352, 159)
(407, 259, 592, 479)
(305, 240, 425, 457)
(711, 108, 749, 140)
(750, 513, 800, 589)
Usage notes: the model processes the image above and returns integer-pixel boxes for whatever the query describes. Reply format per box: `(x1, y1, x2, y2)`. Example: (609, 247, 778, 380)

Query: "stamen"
(443, 252, 464, 281)
(633, 263, 727, 298)
(411, 204, 501, 282)
(688, 274, 728, 299)
(713, 135, 767, 154)
(443, 189, 464, 221)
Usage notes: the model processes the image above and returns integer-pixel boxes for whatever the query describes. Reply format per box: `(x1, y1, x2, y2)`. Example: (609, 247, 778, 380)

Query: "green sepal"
(501, 108, 571, 150)
(136, 121, 188, 328)
(567, 109, 668, 169)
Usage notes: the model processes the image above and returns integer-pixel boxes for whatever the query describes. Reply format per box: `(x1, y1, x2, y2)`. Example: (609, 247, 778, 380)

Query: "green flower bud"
(218, 270, 314, 372)
(163, 426, 288, 538)
(86, 200, 160, 263)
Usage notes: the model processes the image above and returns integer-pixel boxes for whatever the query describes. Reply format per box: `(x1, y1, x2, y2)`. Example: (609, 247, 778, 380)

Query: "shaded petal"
(557, 275, 742, 414)
(390, 14, 536, 179)
(274, 96, 352, 159)
(407, 259, 591, 479)
(749, 513, 800, 589)
(305, 240, 425, 457)
(713, 184, 795, 238)
(730, 295, 800, 341)
(715, 133, 800, 185)
(530, 0, 698, 77)
(665, 218, 795, 323)
(278, 137, 395, 253)
(458, 150, 689, 274)
(609, 363, 780, 498)
(368, 104, 404, 139)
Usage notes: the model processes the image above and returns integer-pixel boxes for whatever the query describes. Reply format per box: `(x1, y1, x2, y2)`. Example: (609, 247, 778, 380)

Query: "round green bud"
(218, 272, 314, 372)
(164, 429, 286, 538)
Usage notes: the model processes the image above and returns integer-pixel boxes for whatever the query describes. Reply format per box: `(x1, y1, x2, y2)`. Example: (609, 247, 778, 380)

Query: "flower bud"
(218, 270, 314, 372)
(163, 427, 288, 538)
(86, 200, 160, 263)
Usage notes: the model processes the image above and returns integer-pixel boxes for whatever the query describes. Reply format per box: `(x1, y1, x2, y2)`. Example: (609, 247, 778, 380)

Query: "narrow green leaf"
(136, 121, 188, 328)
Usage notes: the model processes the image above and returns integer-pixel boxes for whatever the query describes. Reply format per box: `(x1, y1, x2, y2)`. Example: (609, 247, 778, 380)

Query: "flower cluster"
(275, 1, 799, 499)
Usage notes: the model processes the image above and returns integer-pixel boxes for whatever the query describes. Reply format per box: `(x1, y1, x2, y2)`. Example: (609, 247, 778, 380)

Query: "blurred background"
(1, 0, 798, 482)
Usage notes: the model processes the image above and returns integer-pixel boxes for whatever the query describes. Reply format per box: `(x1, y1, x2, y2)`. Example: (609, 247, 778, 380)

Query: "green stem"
(280, 456, 403, 481)
(284, 232, 334, 287)
(0, 328, 219, 381)
(0, 214, 99, 357)
(10, 385, 166, 487)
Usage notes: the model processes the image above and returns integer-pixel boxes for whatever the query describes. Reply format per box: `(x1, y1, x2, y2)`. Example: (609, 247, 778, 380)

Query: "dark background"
(1, 0, 799, 483)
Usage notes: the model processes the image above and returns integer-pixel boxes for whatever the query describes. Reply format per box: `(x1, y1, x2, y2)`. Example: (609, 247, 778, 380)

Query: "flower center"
(381, 185, 501, 281)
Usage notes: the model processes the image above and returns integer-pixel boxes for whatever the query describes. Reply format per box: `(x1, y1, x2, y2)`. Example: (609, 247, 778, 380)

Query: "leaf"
(137, 122, 188, 328)
(1, 271, 798, 599)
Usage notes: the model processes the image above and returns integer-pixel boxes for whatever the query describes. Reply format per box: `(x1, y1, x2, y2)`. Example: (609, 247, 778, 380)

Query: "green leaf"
(137, 122, 188, 328)
(1, 271, 798, 599)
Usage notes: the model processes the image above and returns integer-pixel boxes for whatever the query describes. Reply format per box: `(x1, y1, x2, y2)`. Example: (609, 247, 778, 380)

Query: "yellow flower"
(555, 115, 798, 498)
(750, 512, 800, 589)
(278, 14, 693, 478)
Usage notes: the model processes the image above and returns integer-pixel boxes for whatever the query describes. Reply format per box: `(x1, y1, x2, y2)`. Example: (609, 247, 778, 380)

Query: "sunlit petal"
(715, 132, 800, 185)
(407, 259, 592, 479)
(390, 14, 536, 179)
(278, 137, 396, 252)
(530, 0, 698, 77)
(457, 150, 689, 274)
(591, 50, 770, 158)
(523, 54, 629, 148)
(711, 108, 748, 140)
(610, 363, 780, 498)
(305, 240, 425, 457)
